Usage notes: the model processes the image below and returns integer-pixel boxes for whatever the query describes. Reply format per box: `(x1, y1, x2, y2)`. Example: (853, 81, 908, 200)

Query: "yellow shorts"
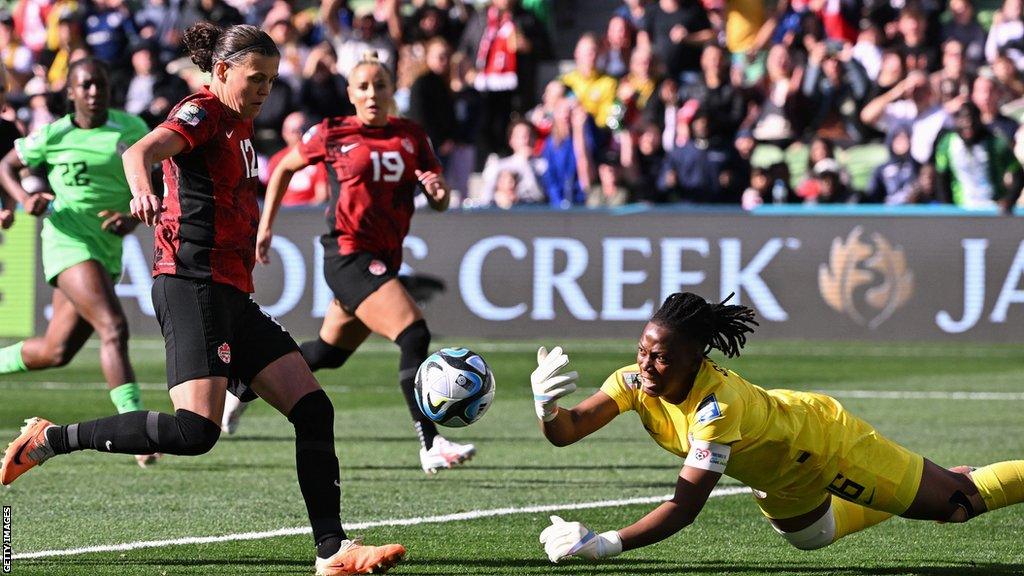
(754, 411, 925, 520)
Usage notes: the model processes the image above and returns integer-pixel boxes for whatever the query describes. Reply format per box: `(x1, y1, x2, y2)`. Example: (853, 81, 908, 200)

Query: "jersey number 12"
(240, 139, 258, 179)
(370, 151, 404, 183)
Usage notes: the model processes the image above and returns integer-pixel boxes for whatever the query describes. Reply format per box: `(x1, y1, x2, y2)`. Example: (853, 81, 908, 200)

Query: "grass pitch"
(1, 338, 1023, 575)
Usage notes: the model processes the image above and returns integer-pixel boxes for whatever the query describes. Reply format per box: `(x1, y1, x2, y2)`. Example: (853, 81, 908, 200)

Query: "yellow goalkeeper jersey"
(601, 359, 896, 498)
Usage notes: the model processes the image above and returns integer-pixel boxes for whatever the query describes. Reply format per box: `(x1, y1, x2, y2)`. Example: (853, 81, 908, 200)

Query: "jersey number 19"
(370, 150, 405, 183)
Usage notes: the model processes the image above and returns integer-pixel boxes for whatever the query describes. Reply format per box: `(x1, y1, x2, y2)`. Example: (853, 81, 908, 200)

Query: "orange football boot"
(314, 540, 407, 576)
(1, 418, 56, 485)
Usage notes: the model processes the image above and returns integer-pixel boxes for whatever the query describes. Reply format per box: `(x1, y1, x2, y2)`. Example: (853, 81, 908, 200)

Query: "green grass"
(2, 338, 1023, 575)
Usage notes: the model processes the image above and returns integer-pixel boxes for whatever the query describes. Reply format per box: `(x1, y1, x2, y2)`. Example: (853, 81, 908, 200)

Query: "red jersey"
(266, 147, 328, 206)
(154, 87, 261, 293)
(297, 116, 441, 268)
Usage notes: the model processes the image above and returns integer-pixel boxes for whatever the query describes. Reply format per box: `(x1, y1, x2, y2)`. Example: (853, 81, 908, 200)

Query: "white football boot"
(221, 393, 251, 435)
(419, 436, 476, 474)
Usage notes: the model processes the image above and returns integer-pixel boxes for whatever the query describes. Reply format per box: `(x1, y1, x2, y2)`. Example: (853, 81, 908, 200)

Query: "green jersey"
(15, 110, 148, 237)
(15, 110, 149, 281)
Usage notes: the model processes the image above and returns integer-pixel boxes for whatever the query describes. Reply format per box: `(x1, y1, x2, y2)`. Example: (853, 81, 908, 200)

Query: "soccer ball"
(414, 347, 495, 427)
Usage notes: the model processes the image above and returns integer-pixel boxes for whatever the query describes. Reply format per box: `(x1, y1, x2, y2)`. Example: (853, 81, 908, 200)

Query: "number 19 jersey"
(297, 116, 441, 269)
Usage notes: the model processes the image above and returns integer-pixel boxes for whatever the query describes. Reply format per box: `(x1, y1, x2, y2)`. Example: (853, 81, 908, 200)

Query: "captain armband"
(684, 439, 731, 473)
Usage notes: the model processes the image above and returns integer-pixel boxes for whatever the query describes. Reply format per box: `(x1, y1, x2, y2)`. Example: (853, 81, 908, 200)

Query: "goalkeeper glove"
(539, 515, 622, 563)
(531, 346, 578, 422)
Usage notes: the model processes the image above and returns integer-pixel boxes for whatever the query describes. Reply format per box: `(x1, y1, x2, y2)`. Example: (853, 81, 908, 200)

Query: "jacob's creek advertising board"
(14, 210, 1024, 341)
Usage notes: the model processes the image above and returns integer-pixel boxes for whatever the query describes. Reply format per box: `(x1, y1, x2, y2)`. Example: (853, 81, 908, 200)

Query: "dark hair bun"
(183, 22, 224, 73)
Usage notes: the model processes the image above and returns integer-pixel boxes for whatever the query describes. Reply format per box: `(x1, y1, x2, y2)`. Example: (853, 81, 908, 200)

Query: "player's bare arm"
(259, 145, 310, 264)
(618, 465, 722, 550)
(0, 147, 52, 215)
(123, 127, 186, 226)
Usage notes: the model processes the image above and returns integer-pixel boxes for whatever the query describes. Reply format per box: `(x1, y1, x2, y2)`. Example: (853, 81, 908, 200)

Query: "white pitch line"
(13, 486, 752, 560)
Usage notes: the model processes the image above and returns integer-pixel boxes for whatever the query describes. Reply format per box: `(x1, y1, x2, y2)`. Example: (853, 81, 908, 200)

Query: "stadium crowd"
(0, 0, 1022, 211)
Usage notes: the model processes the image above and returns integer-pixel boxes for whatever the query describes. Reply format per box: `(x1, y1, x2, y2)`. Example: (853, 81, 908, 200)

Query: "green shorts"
(41, 217, 123, 284)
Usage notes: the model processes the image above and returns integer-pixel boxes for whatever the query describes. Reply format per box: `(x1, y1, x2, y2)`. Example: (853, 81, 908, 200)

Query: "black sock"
(288, 389, 346, 555)
(395, 319, 438, 451)
(47, 409, 220, 456)
(300, 338, 353, 372)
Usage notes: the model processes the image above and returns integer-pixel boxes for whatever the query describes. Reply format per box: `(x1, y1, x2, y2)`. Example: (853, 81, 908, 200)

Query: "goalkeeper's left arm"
(540, 464, 723, 562)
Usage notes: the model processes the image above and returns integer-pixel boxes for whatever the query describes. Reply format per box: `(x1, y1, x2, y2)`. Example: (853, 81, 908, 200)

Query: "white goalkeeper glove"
(539, 515, 622, 563)
(531, 346, 578, 422)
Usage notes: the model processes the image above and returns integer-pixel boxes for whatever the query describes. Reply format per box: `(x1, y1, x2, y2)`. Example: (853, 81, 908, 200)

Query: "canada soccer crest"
(217, 342, 231, 364)
(368, 259, 387, 276)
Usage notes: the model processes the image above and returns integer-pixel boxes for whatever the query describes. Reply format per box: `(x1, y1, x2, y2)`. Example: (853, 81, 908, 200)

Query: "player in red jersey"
(229, 54, 473, 475)
(0, 24, 405, 576)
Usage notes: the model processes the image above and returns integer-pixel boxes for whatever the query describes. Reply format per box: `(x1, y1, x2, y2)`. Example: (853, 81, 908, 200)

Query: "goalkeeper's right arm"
(531, 346, 619, 446)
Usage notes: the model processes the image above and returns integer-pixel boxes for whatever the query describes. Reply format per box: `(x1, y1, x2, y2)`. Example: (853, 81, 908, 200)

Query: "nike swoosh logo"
(334, 479, 341, 488)
(226, 130, 234, 138)
(105, 440, 113, 451)
(341, 143, 359, 153)
(11, 439, 30, 465)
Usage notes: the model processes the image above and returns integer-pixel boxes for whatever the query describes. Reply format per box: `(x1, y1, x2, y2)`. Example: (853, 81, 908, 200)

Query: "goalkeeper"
(531, 292, 1024, 563)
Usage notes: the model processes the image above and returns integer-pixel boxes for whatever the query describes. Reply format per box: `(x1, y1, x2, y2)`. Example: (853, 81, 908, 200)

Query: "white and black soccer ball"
(414, 347, 495, 427)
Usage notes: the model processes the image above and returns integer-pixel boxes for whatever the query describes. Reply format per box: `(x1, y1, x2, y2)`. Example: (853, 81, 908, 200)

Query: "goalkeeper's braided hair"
(651, 292, 758, 358)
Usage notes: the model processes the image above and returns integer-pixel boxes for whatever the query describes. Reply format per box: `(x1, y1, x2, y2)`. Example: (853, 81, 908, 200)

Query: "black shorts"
(323, 251, 398, 312)
(152, 275, 298, 400)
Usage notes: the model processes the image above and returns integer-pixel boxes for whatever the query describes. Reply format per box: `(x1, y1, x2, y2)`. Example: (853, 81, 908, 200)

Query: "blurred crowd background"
(2, 0, 1022, 211)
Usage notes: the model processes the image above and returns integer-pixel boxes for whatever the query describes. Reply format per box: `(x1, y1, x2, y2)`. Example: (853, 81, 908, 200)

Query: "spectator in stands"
(269, 16, 309, 96)
(642, 0, 714, 84)
(334, 8, 397, 79)
(407, 38, 457, 157)
(797, 136, 850, 201)
(746, 43, 805, 147)
(266, 111, 328, 207)
(620, 121, 665, 202)
(614, 0, 650, 32)
(123, 40, 188, 127)
(479, 119, 545, 206)
(615, 45, 657, 133)
(134, 0, 181, 62)
(563, 33, 618, 129)
(527, 79, 564, 154)
(864, 125, 919, 204)
(894, 5, 937, 72)
(402, 4, 445, 45)
(942, 0, 988, 70)
(587, 157, 631, 207)
(598, 14, 633, 79)
(991, 52, 1024, 101)
(861, 70, 947, 164)
(931, 40, 973, 109)
(299, 42, 352, 124)
(851, 24, 883, 81)
(47, 9, 87, 91)
(801, 40, 870, 146)
(446, 51, 481, 202)
(810, 158, 855, 203)
(741, 163, 800, 209)
(459, 0, 552, 166)
(658, 107, 739, 203)
(84, 0, 137, 68)
(541, 97, 595, 208)
(684, 42, 744, 148)
(866, 48, 905, 102)
(985, 0, 1024, 70)
(0, 11, 32, 94)
(646, 76, 680, 150)
(973, 74, 1020, 142)
(492, 169, 521, 209)
(935, 102, 1023, 212)
(179, 0, 244, 33)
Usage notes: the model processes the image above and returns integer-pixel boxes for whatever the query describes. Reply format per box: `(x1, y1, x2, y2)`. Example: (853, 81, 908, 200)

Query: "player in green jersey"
(0, 58, 156, 467)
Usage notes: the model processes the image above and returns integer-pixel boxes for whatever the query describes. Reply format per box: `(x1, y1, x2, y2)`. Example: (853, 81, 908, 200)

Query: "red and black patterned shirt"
(297, 116, 441, 269)
(153, 87, 260, 293)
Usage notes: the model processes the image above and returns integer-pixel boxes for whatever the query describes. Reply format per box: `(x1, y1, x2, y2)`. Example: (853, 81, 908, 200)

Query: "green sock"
(110, 382, 144, 414)
(0, 341, 27, 374)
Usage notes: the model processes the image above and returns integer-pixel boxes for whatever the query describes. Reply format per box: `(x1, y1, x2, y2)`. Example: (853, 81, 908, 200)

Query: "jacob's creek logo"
(818, 227, 914, 329)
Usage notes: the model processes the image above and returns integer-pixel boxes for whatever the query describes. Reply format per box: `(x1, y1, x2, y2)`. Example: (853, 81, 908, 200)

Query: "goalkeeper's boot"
(135, 453, 162, 468)
(314, 539, 406, 575)
(419, 435, 475, 474)
(1, 417, 56, 485)
(221, 395, 251, 435)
